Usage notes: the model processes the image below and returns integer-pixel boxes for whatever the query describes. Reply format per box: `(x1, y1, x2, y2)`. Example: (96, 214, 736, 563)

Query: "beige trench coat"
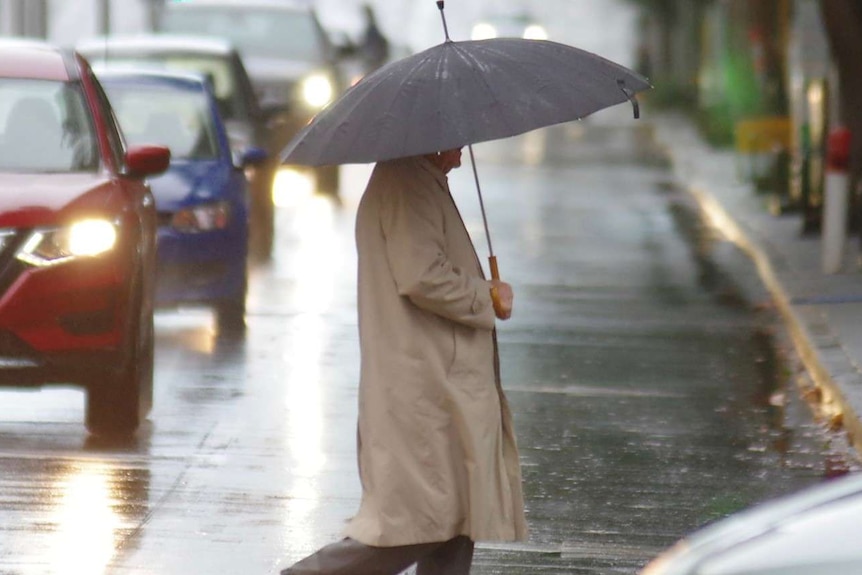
(346, 155, 528, 547)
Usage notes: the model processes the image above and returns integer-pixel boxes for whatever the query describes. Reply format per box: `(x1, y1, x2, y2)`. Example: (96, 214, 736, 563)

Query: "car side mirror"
(240, 146, 269, 167)
(126, 145, 171, 178)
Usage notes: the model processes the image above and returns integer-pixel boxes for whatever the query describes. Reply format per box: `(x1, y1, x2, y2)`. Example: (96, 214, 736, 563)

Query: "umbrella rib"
(309, 47, 443, 163)
(451, 42, 521, 142)
(451, 40, 584, 142)
(362, 48, 443, 161)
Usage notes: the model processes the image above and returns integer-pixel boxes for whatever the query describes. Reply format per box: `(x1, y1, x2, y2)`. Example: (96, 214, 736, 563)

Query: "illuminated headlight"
(171, 201, 230, 233)
(471, 22, 497, 40)
(523, 24, 548, 40)
(17, 219, 118, 267)
(301, 74, 334, 109)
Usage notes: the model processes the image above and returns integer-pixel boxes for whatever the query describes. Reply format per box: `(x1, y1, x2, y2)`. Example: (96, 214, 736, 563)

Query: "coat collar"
(414, 155, 449, 191)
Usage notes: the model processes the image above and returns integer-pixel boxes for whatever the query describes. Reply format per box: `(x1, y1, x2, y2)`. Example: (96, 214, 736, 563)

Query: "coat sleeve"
(379, 165, 496, 331)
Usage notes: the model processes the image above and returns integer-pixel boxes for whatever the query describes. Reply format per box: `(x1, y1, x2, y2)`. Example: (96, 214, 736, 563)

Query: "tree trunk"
(819, 1, 862, 201)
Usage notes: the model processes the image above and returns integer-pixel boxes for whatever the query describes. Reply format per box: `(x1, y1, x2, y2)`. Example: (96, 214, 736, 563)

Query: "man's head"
(425, 148, 463, 174)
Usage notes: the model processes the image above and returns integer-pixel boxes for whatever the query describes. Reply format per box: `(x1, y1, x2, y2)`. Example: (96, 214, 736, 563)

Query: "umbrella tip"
(436, 1, 452, 42)
(617, 79, 640, 120)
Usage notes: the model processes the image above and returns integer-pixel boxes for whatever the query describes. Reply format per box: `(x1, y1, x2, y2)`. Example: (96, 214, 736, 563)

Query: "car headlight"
(471, 22, 497, 40)
(523, 24, 548, 40)
(301, 74, 334, 109)
(17, 219, 118, 267)
(171, 201, 230, 233)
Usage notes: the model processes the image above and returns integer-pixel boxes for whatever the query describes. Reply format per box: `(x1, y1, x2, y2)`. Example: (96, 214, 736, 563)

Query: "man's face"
(438, 148, 463, 174)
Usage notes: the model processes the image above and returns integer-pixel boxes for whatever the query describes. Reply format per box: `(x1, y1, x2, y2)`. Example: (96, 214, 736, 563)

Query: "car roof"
(76, 34, 236, 57)
(0, 38, 74, 81)
(94, 67, 209, 91)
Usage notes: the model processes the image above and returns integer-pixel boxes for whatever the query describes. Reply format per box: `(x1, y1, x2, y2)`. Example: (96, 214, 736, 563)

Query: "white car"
(157, 0, 343, 196)
(641, 472, 862, 574)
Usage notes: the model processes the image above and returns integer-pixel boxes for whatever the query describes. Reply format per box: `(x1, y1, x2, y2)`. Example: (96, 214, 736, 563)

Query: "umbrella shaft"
(468, 144, 495, 258)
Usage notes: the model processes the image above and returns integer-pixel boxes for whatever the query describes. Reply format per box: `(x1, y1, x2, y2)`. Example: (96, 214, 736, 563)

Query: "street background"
(33, 0, 639, 70)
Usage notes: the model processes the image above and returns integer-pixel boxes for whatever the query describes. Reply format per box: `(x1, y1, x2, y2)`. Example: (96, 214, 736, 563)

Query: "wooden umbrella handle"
(489, 255, 504, 316)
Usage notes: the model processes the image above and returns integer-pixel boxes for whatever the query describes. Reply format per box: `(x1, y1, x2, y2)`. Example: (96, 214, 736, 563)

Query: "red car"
(0, 39, 170, 436)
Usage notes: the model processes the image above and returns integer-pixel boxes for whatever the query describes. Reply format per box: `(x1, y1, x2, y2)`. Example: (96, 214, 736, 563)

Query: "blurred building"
(0, 0, 48, 37)
(0, 0, 155, 45)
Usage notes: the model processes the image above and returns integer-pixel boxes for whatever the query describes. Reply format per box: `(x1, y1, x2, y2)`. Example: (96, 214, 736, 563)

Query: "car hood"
(148, 160, 230, 212)
(243, 56, 321, 82)
(0, 172, 114, 227)
(641, 474, 862, 575)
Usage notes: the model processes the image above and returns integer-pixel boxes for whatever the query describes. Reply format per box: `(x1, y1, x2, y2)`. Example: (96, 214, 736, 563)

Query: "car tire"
(216, 273, 247, 333)
(85, 284, 154, 437)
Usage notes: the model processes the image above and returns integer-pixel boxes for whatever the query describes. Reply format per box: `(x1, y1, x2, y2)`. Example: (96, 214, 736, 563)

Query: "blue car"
(96, 69, 263, 331)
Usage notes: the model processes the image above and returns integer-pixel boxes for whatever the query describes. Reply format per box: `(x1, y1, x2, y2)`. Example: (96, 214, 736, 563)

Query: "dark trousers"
(280, 535, 474, 575)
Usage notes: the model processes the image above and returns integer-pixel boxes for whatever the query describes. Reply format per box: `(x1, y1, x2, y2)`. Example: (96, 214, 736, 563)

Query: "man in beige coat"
(281, 148, 527, 575)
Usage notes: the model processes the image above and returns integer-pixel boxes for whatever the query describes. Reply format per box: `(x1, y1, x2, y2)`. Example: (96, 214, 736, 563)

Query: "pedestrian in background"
(280, 148, 528, 574)
(358, 3, 390, 73)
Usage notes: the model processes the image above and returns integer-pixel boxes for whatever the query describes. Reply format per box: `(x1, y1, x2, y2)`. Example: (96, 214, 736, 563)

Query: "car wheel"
(216, 273, 247, 333)
(85, 285, 154, 437)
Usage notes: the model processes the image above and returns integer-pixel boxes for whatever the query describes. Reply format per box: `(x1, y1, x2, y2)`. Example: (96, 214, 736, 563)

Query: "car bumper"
(155, 226, 247, 307)
(0, 330, 124, 386)
(0, 257, 132, 387)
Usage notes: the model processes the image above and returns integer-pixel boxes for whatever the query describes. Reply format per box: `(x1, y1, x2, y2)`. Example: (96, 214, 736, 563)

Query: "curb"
(651, 115, 862, 459)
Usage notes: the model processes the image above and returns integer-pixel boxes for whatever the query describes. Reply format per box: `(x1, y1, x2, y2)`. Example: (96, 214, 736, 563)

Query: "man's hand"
(490, 279, 514, 320)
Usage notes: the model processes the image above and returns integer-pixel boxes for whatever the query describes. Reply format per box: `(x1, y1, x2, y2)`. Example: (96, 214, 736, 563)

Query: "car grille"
(257, 80, 299, 106)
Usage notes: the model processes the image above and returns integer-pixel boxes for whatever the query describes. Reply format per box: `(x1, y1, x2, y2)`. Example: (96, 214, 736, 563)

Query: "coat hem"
(343, 521, 528, 548)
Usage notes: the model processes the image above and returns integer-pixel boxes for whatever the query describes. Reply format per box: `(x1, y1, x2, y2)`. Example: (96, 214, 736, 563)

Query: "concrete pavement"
(652, 112, 862, 460)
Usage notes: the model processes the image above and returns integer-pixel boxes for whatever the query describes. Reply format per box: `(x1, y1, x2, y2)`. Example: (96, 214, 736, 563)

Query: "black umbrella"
(282, 1, 651, 307)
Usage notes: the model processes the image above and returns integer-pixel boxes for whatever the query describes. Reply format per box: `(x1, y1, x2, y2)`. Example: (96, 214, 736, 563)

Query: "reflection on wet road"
(0, 110, 857, 575)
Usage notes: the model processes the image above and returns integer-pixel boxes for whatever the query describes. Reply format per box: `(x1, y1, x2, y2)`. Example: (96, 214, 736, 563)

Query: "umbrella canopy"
(281, 36, 651, 166)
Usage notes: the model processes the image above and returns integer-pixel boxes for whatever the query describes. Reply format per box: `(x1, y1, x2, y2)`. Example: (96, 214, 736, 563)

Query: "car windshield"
(102, 82, 219, 160)
(86, 54, 244, 121)
(0, 79, 99, 173)
(161, 7, 325, 62)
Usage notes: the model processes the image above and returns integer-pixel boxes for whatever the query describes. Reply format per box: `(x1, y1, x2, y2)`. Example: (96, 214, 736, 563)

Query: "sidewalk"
(651, 112, 862, 460)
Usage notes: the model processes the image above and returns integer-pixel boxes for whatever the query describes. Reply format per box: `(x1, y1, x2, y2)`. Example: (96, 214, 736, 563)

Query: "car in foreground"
(96, 69, 257, 331)
(157, 0, 344, 195)
(0, 39, 170, 436)
(76, 34, 276, 256)
(640, 472, 862, 574)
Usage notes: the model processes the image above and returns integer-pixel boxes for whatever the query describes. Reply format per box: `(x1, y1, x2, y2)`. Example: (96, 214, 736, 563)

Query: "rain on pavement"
(0, 109, 857, 575)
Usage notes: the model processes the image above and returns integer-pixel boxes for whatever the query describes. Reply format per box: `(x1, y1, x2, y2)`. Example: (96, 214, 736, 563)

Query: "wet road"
(0, 111, 856, 575)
